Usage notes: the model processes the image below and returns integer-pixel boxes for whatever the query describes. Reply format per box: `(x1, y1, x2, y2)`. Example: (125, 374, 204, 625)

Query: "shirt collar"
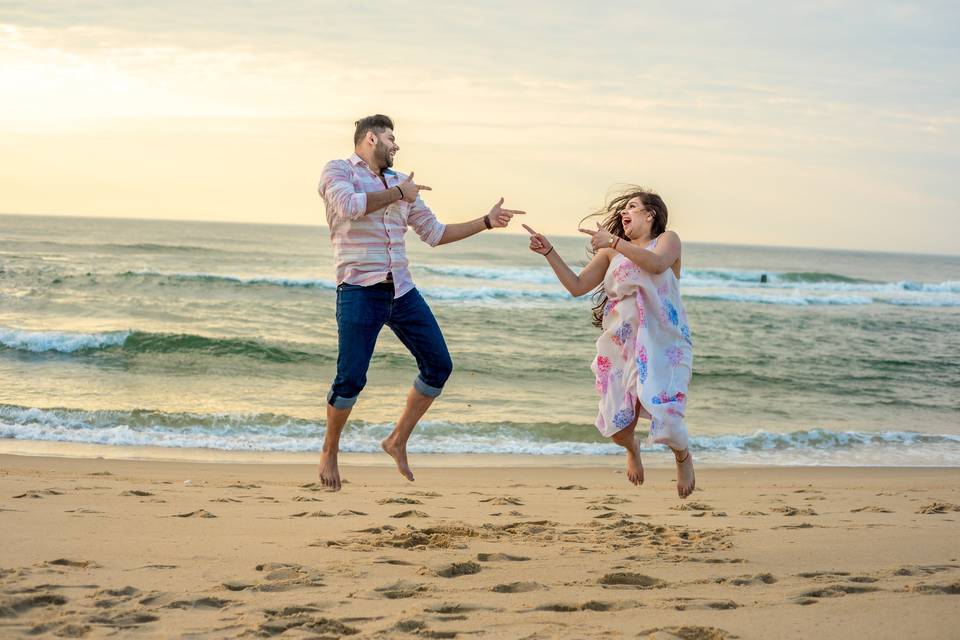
(349, 153, 396, 176)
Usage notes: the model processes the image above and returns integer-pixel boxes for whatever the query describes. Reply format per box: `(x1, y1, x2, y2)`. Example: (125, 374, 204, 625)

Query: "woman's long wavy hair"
(582, 187, 669, 328)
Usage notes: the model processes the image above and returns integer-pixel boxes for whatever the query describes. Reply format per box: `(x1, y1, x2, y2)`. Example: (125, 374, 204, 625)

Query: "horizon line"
(1, 211, 957, 259)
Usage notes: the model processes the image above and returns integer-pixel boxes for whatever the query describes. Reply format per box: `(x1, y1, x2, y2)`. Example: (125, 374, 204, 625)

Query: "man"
(317, 114, 523, 491)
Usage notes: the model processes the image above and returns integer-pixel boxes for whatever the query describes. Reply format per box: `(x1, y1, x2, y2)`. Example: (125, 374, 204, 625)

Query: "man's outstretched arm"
(436, 198, 525, 245)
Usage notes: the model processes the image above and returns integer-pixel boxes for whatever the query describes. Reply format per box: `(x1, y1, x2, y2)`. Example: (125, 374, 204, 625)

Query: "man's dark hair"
(354, 114, 394, 146)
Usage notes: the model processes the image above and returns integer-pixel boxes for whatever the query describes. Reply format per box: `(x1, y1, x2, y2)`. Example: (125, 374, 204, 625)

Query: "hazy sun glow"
(1, 2, 958, 253)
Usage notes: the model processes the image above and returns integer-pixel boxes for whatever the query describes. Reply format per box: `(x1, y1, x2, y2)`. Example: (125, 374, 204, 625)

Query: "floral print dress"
(592, 238, 693, 450)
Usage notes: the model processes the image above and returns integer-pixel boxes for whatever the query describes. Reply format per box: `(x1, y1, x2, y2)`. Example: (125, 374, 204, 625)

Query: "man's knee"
(414, 353, 453, 398)
(328, 376, 366, 409)
(435, 352, 453, 384)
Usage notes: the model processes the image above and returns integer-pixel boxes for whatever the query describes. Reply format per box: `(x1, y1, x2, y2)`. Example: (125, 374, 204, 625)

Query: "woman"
(523, 188, 695, 498)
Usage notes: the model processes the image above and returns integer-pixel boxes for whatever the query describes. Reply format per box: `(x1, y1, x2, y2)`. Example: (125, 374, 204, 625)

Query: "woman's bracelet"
(612, 237, 620, 250)
(483, 215, 493, 230)
(544, 246, 554, 257)
(395, 185, 404, 200)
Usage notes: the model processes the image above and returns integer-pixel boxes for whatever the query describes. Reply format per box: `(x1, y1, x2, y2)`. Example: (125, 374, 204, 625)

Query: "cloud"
(0, 2, 957, 253)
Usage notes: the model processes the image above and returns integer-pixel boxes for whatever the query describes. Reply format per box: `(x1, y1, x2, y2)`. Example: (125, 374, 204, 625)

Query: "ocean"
(1, 213, 958, 466)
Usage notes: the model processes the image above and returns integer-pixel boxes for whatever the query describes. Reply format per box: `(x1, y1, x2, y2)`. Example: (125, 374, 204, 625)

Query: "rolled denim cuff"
(413, 375, 443, 398)
(327, 388, 358, 409)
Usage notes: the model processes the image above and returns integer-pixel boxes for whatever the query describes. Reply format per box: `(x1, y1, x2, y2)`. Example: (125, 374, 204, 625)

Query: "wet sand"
(1, 452, 958, 639)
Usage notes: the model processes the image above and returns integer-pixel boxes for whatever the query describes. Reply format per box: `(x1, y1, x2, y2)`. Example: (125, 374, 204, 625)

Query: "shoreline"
(2, 440, 959, 469)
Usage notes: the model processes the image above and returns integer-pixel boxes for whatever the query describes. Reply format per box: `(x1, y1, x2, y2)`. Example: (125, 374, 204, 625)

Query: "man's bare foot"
(673, 448, 695, 498)
(625, 444, 644, 486)
(381, 436, 415, 482)
(318, 450, 341, 491)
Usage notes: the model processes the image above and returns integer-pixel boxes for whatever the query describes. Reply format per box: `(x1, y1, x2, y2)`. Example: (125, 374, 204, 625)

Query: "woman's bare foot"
(381, 436, 415, 482)
(672, 448, 695, 498)
(318, 450, 341, 491)
(625, 444, 645, 486)
(611, 427, 644, 486)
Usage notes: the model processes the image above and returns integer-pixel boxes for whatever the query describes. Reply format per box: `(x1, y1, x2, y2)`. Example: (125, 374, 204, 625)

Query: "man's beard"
(375, 141, 394, 169)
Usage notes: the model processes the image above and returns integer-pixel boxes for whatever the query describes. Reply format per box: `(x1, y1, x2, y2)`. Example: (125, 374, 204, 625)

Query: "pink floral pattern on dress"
(592, 239, 692, 450)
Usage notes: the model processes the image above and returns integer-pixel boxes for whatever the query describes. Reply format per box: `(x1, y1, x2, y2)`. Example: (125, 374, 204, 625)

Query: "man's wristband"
(395, 185, 404, 200)
(544, 246, 554, 257)
(483, 215, 493, 230)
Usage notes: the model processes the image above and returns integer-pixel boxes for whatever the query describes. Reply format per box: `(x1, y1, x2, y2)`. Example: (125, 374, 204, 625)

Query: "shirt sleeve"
(407, 196, 446, 247)
(318, 160, 367, 221)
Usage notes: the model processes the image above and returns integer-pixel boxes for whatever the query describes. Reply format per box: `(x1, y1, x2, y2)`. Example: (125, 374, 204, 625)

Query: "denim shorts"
(327, 282, 453, 409)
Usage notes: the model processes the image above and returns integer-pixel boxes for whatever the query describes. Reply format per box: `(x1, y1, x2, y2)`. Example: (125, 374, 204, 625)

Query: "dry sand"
(1, 452, 959, 639)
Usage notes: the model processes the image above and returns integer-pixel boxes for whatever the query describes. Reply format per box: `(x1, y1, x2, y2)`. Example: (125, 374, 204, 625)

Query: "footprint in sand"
(491, 581, 543, 593)
(592, 495, 632, 505)
(292, 495, 323, 502)
(477, 553, 530, 562)
(638, 625, 737, 639)
(290, 511, 333, 518)
(375, 580, 429, 599)
(793, 583, 880, 604)
(355, 525, 397, 533)
(90, 586, 142, 610)
(225, 482, 260, 489)
(850, 506, 893, 513)
(223, 563, 325, 592)
(87, 611, 160, 628)
(556, 484, 587, 491)
(671, 502, 713, 512)
(424, 602, 488, 615)
(392, 618, 461, 638)
(258, 609, 356, 637)
(917, 502, 960, 514)
(670, 598, 740, 611)
(904, 581, 960, 595)
(715, 573, 777, 586)
(599, 572, 666, 588)
(891, 564, 959, 577)
(13, 489, 64, 499)
(378, 497, 423, 505)
(211, 497, 242, 503)
(436, 561, 481, 578)
(30, 622, 91, 637)
(336, 509, 367, 516)
(172, 509, 216, 518)
(45, 559, 101, 569)
(299, 481, 349, 492)
(593, 511, 632, 520)
(119, 490, 153, 497)
(680, 556, 747, 565)
(374, 557, 415, 566)
(163, 596, 235, 610)
(391, 510, 430, 518)
(0, 592, 68, 617)
(772, 505, 818, 516)
(739, 510, 767, 516)
(479, 496, 524, 505)
(773, 522, 822, 530)
(536, 600, 634, 612)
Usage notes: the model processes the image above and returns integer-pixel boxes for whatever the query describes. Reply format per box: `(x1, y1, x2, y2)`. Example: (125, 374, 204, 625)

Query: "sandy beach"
(1, 450, 958, 639)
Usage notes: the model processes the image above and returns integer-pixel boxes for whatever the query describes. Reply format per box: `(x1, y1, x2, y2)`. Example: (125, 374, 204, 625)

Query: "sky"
(1, 1, 958, 254)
